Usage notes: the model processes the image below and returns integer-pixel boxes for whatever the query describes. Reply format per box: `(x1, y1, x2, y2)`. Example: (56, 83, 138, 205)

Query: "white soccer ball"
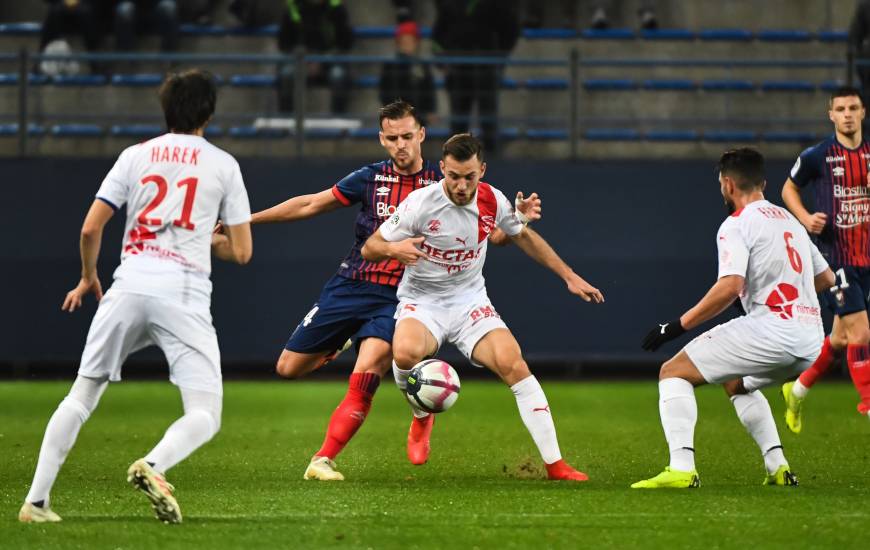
(405, 359, 461, 413)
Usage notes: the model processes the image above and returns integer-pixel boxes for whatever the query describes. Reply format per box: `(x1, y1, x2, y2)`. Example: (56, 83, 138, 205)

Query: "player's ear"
(479, 161, 486, 179)
(379, 131, 386, 147)
(418, 125, 426, 143)
(761, 179, 767, 192)
(439, 159, 445, 174)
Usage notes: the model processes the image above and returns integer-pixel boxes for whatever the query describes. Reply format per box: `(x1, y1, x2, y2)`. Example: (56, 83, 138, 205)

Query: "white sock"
(730, 391, 787, 474)
(392, 360, 429, 419)
(792, 379, 809, 399)
(658, 378, 697, 472)
(144, 388, 221, 474)
(25, 376, 108, 505)
(511, 375, 561, 464)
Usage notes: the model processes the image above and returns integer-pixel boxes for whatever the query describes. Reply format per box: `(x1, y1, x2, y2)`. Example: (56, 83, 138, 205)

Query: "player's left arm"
(62, 199, 115, 312)
(509, 227, 603, 303)
(490, 191, 542, 246)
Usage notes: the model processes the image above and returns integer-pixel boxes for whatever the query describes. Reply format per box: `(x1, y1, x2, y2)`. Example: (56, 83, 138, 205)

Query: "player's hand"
(390, 236, 429, 266)
(213, 221, 225, 235)
(641, 319, 686, 351)
(515, 191, 542, 223)
(62, 275, 103, 312)
(801, 212, 827, 235)
(565, 272, 604, 303)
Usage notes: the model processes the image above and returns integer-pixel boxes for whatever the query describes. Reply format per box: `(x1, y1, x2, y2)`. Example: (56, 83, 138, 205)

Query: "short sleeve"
(809, 241, 829, 276)
(789, 147, 818, 189)
(220, 160, 252, 226)
(95, 147, 133, 210)
(717, 221, 750, 279)
(379, 192, 418, 241)
(332, 166, 368, 206)
(493, 188, 525, 237)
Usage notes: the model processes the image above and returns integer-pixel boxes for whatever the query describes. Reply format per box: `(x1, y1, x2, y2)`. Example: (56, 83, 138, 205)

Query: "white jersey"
(380, 180, 525, 304)
(716, 200, 827, 354)
(96, 133, 251, 302)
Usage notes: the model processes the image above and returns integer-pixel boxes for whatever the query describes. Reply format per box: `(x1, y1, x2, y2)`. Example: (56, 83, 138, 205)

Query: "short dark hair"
(442, 133, 484, 163)
(717, 147, 765, 191)
(379, 99, 423, 129)
(158, 69, 216, 133)
(830, 86, 863, 107)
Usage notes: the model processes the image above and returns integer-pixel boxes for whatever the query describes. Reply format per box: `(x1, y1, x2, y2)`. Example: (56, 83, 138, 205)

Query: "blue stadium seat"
(583, 78, 636, 91)
(762, 131, 818, 142)
(757, 29, 812, 42)
(226, 24, 279, 37)
(584, 128, 641, 141)
(306, 128, 345, 139)
(51, 124, 104, 137)
(522, 28, 578, 39)
(51, 74, 107, 86)
(228, 126, 287, 138)
(354, 75, 379, 88)
(110, 124, 162, 138)
(581, 28, 635, 40)
(179, 24, 228, 36)
(500, 77, 519, 89)
(704, 130, 757, 142)
(700, 79, 755, 91)
(204, 125, 223, 138)
(0, 22, 41, 35)
(817, 30, 848, 42)
(0, 123, 45, 136)
(500, 127, 521, 140)
(642, 79, 696, 91)
(525, 78, 568, 90)
(760, 80, 815, 92)
(645, 130, 699, 141)
(526, 129, 568, 140)
(0, 73, 47, 86)
(353, 26, 432, 39)
(819, 80, 844, 91)
(640, 29, 695, 40)
(698, 29, 753, 41)
(349, 128, 379, 139)
(229, 74, 276, 87)
(111, 74, 163, 87)
(426, 127, 451, 139)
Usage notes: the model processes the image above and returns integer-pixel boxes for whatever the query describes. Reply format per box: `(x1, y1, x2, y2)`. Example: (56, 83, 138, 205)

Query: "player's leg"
(305, 336, 391, 481)
(840, 309, 870, 416)
(724, 377, 796, 486)
(20, 291, 148, 523)
(783, 317, 846, 433)
(469, 327, 587, 481)
(631, 351, 705, 489)
(392, 306, 442, 465)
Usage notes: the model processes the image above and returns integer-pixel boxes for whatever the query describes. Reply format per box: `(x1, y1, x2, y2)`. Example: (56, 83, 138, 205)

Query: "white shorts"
(78, 289, 222, 395)
(683, 314, 819, 390)
(395, 294, 507, 367)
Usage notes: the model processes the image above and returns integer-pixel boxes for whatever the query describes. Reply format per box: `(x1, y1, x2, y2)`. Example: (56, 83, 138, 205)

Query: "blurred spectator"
(392, 0, 416, 23)
(276, 0, 354, 115)
(379, 21, 436, 126)
(39, 0, 106, 74)
(589, 1, 657, 30)
(850, 0, 870, 93)
(432, 0, 520, 154)
(114, 0, 180, 52)
(229, 0, 286, 27)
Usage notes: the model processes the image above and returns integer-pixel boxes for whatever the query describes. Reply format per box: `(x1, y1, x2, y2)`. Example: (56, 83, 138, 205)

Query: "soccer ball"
(405, 359, 461, 413)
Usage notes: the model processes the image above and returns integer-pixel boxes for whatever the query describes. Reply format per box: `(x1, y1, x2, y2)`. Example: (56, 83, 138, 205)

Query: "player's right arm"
(782, 178, 827, 234)
(250, 189, 344, 224)
(361, 195, 428, 265)
(62, 199, 115, 312)
(212, 222, 252, 265)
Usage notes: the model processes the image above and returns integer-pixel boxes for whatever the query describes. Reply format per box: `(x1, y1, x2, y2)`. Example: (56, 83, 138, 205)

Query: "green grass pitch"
(1, 380, 868, 549)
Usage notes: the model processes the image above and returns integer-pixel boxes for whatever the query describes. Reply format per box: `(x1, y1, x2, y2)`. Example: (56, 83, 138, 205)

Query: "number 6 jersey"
(717, 200, 827, 345)
(96, 133, 251, 301)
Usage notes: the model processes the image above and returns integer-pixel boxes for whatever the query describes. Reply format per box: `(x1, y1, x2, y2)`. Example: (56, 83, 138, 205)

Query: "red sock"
(847, 345, 870, 414)
(799, 337, 843, 388)
(316, 372, 381, 459)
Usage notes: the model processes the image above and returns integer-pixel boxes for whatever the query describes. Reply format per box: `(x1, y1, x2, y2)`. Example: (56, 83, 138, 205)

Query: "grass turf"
(0, 380, 868, 549)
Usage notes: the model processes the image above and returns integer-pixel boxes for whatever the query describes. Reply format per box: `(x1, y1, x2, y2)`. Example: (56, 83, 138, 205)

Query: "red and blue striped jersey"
(790, 135, 870, 267)
(331, 159, 442, 286)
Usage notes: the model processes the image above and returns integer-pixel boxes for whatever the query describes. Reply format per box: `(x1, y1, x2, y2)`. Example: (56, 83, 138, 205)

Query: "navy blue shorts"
(285, 274, 398, 354)
(823, 265, 870, 317)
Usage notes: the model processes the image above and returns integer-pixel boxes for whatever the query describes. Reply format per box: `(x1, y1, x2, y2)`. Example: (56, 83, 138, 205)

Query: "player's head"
(158, 69, 216, 135)
(379, 100, 425, 172)
(828, 86, 865, 138)
(440, 133, 486, 206)
(717, 147, 766, 213)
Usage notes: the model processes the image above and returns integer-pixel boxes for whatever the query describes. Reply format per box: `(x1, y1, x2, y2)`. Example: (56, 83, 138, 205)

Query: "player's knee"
(722, 378, 746, 397)
(392, 340, 426, 370)
(658, 360, 681, 380)
(497, 358, 530, 386)
(275, 354, 304, 379)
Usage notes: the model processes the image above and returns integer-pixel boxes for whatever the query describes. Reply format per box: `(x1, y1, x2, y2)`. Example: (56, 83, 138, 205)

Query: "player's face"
(380, 116, 425, 173)
(829, 95, 865, 137)
(440, 154, 486, 206)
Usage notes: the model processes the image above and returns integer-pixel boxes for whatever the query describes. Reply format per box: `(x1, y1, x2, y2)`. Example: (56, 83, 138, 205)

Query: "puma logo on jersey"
(659, 323, 668, 334)
(532, 406, 550, 413)
(455, 237, 467, 246)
